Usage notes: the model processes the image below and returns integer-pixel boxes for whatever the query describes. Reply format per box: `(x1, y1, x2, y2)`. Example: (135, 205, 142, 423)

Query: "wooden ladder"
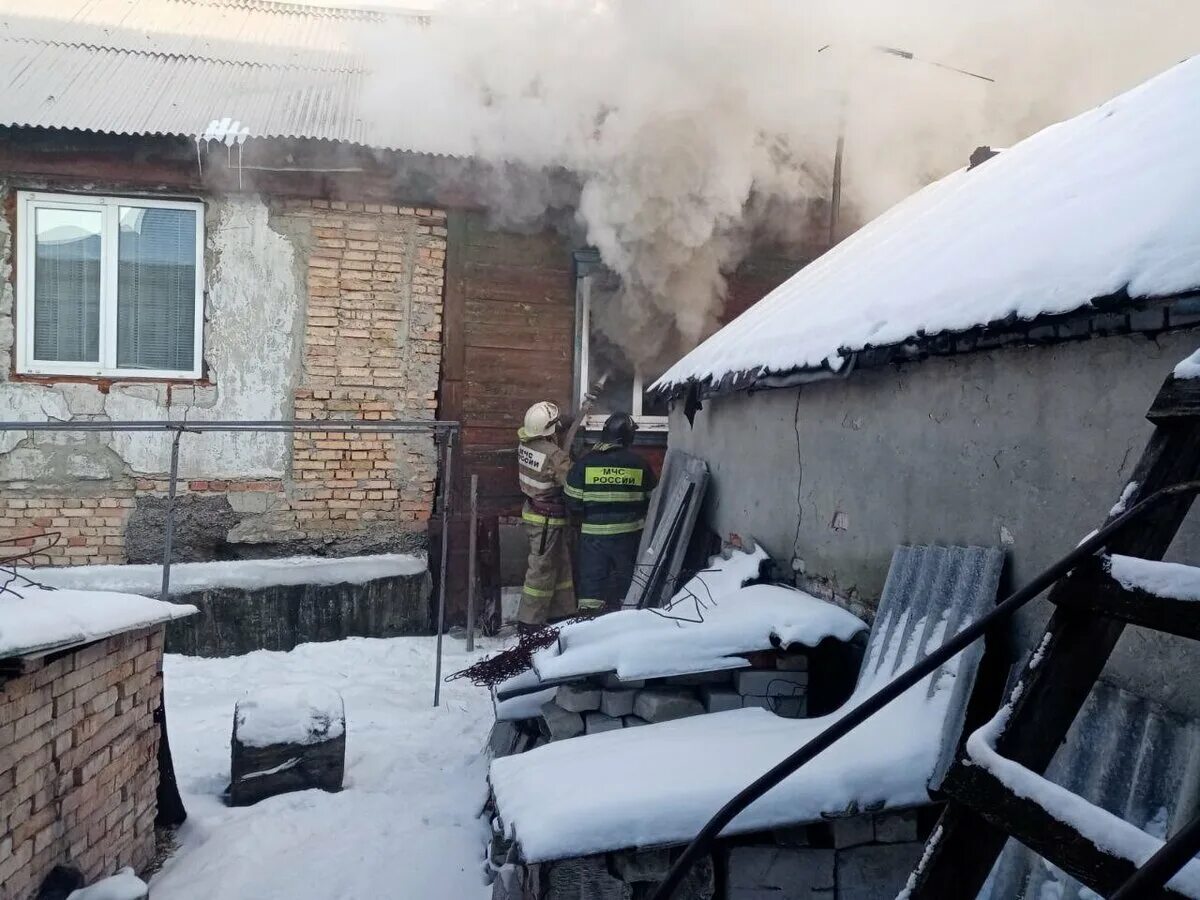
(905, 371, 1200, 899)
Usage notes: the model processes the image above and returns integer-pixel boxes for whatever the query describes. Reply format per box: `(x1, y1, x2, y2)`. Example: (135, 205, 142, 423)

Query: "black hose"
(650, 482, 1200, 899)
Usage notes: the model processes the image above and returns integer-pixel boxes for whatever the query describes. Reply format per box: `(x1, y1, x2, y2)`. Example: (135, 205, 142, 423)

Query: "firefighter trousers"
(577, 530, 642, 613)
(518, 513, 577, 626)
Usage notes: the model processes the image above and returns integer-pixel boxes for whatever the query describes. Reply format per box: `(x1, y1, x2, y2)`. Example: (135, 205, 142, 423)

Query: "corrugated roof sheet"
(981, 678, 1200, 899)
(866, 544, 1005, 790)
(0, 0, 434, 149)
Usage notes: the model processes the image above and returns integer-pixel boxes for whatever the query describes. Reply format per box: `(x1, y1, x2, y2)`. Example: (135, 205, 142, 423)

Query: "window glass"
(117, 206, 197, 371)
(33, 207, 102, 363)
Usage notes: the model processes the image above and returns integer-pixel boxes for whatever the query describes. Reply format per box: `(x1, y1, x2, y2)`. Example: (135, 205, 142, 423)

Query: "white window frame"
(16, 190, 205, 380)
(576, 272, 669, 433)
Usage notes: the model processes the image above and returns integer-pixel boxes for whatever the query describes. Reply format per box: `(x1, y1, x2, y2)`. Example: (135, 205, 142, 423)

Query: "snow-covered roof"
(0, 586, 197, 659)
(657, 57, 1200, 395)
(490, 545, 1003, 862)
(21, 554, 426, 597)
(529, 547, 866, 684)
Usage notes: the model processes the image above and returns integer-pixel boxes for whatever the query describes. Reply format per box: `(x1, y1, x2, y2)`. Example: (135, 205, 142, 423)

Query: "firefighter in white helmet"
(516, 400, 577, 631)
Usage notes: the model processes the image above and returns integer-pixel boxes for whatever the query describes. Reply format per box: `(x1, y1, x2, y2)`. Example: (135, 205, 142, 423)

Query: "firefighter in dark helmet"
(565, 412, 657, 613)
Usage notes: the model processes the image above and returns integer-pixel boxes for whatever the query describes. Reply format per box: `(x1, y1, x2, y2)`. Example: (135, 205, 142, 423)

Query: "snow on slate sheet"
(657, 56, 1200, 391)
(0, 587, 196, 658)
(22, 553, 426, 596)
(531, 546, 866, 683)
(151, 636, 497, 900)
(491, 613, 954, 862)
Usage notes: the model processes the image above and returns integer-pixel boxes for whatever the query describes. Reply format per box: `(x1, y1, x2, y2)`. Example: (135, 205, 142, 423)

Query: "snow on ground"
(151, 635, 500, 900)
(21, 554, 426, 596)
(0, 586, 196, 658)
(657, 56, 1200, 390)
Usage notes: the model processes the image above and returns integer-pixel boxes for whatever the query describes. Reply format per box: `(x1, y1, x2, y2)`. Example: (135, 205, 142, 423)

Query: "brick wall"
(0, 494, 135, 566)
(0, 627, 163, 898)
(0, 196, 448, 565)
(286, 199, 446, 534)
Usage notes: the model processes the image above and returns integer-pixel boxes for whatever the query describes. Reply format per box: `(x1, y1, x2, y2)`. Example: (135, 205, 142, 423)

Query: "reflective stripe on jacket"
(565, 443, 657, 536)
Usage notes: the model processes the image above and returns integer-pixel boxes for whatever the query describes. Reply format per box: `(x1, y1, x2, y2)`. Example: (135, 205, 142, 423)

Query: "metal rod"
(433, 428, 455, 707)
(466, 474, 479, 653)
(651, 481, 1200, 899)
(160, 428, 184, 603)
(0, 419, 459, 433)
(1110, 810, 1200, 899)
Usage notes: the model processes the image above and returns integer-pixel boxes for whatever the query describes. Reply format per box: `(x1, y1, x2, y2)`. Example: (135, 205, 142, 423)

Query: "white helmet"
(523, 401, 560, 438)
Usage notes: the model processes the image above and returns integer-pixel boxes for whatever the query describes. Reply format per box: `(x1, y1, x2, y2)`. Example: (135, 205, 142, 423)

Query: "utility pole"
(822, 45, 994, 249)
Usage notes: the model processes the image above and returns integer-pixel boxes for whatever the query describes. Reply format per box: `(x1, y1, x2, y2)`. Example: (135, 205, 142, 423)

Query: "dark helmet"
(601, 412, 638, 446)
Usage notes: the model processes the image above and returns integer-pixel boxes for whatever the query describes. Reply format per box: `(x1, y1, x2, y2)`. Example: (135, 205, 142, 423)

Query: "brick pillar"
(289, 201, 446, 535)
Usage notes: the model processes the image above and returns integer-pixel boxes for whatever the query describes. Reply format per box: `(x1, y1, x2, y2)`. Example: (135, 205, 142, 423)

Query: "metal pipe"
(433, 428, 455, 707)
(466, 474, 479, 653)
(1110, 810, 1200, 899)
(651, 481, 1200, 899)
(0, 419, 459, 433)
(159, 428, 185, 603)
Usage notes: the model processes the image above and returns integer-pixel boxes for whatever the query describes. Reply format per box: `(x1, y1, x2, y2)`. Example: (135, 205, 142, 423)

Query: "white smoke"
(360, 0, 1200, 366)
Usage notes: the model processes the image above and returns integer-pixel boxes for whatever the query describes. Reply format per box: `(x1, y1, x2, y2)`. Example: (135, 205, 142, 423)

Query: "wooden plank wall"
(438, 211, 576, 620)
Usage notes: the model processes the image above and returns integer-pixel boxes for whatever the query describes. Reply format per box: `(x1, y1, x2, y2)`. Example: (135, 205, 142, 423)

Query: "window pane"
(33, 207, 102, 363)
(117, 206, 197, 371)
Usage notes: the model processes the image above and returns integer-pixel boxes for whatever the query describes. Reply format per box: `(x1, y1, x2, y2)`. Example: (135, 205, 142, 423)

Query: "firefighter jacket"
(517, 428, 571, 523)
(565, 443, 658, 535)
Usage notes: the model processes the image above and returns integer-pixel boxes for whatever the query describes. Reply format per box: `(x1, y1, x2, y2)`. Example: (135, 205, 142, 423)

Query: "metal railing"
(0, 418, 459, 706)
(651, 481, 1200, 899)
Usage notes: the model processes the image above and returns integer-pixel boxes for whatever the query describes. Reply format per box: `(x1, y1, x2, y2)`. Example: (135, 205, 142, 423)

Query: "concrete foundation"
(165, 570, 433, 656)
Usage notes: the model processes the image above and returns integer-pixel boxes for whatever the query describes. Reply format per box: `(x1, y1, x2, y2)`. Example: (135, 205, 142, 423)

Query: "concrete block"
(836, 842, 925, 900)
(557, 683, 602, 713)
(634, 689, 705, 723)
(742, 696, 772, 711)
(622, 715, 649, 727)
(773, 825, 811, 847)
(661, 670, 734, 686)
(610, 847, 671, 882)
(601, 673, 645, 689)
(585, 712, 624, 734)
(702, 688, 742, 714)
(775, 653, 809, 671)
(735, 670, 809, 697)
(831, 814, 875, 849)
(544, 855, 632, 900)
(541, 701, 584, 740)
(488, 721, 522, 758)
(600, 689, 637, 718)
(727, 846, 834, 898)
(873, 810, 919, 844)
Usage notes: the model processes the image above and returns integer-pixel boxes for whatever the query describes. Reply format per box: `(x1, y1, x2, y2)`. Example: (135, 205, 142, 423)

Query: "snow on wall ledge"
(20, 553, 428, 596)
(657, 56, 1200, 392)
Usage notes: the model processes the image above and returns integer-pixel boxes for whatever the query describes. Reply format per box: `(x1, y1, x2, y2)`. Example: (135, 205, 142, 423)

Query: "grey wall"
(669, 330, 1200, 718)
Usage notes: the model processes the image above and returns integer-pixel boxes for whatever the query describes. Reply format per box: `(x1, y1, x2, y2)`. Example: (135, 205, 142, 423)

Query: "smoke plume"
(360, 0, 1200, 368)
